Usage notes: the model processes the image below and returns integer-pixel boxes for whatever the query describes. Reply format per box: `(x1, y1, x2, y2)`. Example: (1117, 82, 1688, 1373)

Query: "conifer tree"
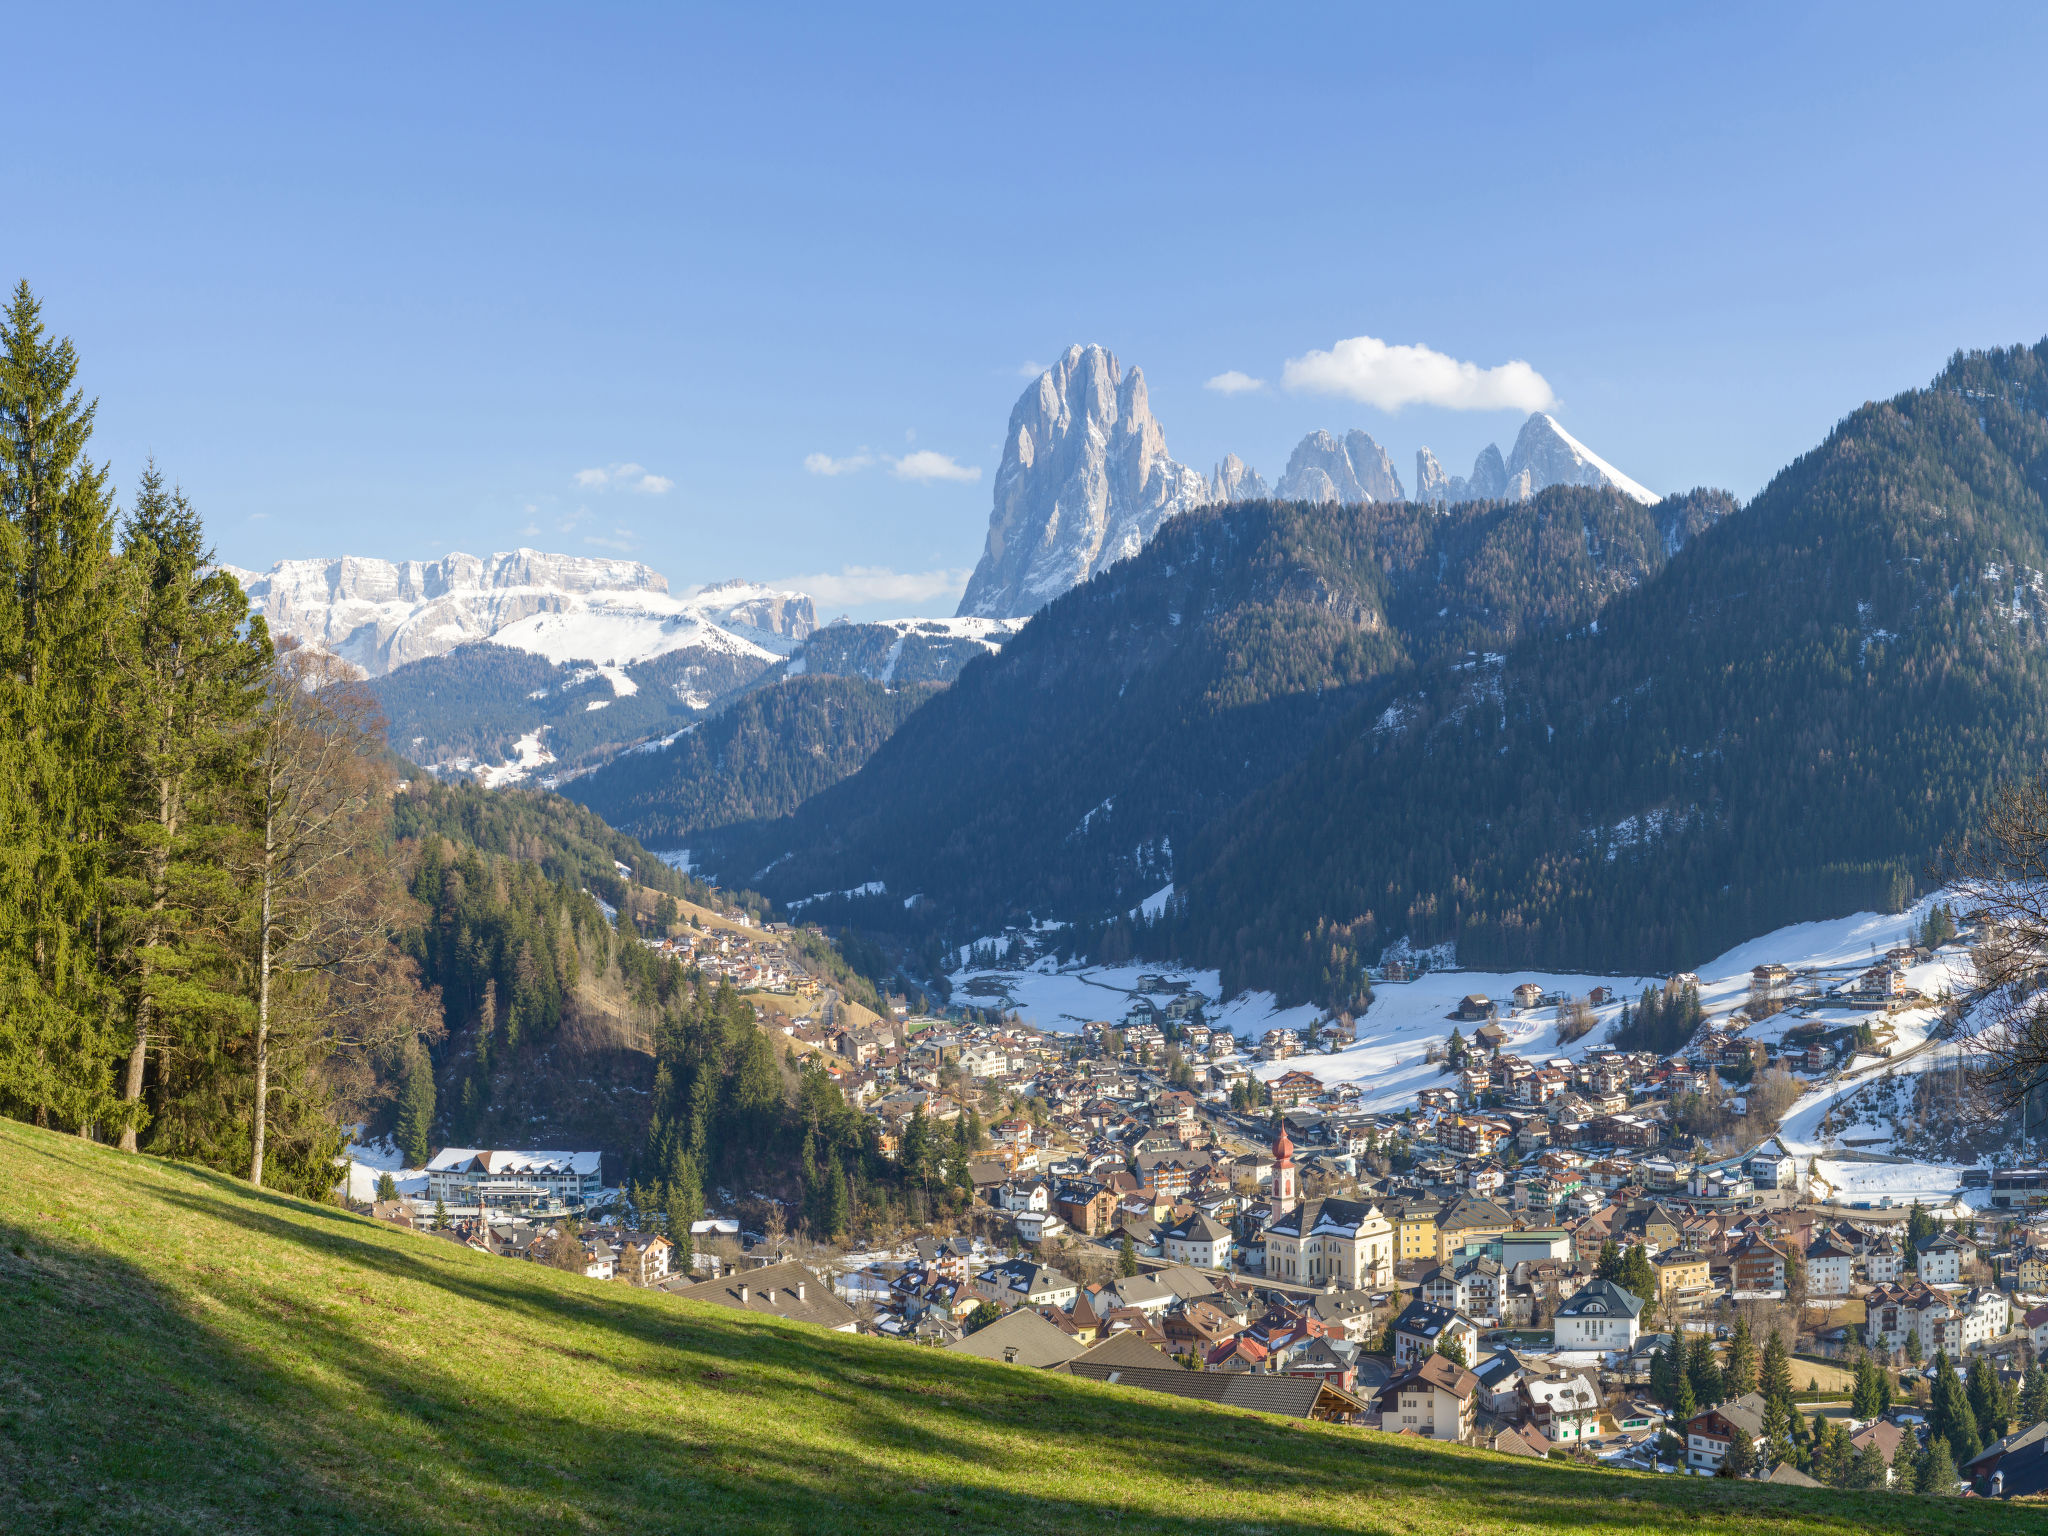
(1928, 1349, 1980, 1464)
(1916, 1434, 1958, 1495)
(1760, 1323, 1795, 1408)
(1852, 1353, 1885, 1419)
(1649, 1342, 1680, 1405)
(395, 1051, 435, 1166)
(1686, 1330, 1723, 1407)
(1967, 1352, 2008, 1442)
(0, 281, 123, 1133)
(1724, 1315, 1758, 1398)
(2021, 1363, 2048, 1425)
(106, 464, 267, 1153)
(1721, 1424, 1756, 1478)
(1846, 1438, 1888, 1489)
(1119, 1233, 1138, 1277)
(664, 1146, 702, 1274)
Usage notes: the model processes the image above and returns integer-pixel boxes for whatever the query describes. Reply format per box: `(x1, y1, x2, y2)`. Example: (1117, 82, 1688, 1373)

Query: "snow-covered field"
(1252, 967, 1658, 1114)
(334, 1132, 427, 1203)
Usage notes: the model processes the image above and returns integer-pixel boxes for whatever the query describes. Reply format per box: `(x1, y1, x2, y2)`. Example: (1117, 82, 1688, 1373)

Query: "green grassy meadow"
(0, 1118, 2036, 1534)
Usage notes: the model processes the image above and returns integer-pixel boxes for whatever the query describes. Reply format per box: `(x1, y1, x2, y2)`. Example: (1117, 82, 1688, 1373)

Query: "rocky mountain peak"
(1210, 453, 1270, 504)
(1415, 416, 1651, 507)
(957, 344, 1211, 619)
(1275, 428, 1406, 504)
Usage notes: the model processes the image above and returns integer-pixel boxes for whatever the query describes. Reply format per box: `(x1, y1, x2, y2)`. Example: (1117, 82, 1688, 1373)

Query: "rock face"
(228, 550, 815, 675)
(1209, 453, 1270, 504)
(1501, 413, 1658, 504)
(1416, 415, 1651, 507)
(1414, 448, 1451, 505)
(957, 345, 1212, 619)
(1275, 429, 1406, 504)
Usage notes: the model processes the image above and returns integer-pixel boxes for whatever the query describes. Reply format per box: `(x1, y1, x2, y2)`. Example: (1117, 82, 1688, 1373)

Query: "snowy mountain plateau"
(956, 344, 1658, 619)
(226, 549, 815, 678)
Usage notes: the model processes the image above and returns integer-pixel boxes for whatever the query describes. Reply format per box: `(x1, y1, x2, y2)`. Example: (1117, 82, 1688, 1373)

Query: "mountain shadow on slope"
(562, 674, 943, 849)
(1159, 341, 2048, 1004)
(700, 487, 1730, 946)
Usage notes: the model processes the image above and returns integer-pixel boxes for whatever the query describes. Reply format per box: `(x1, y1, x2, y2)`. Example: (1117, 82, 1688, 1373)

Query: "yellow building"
(1385, 1200, 1441, 1264)
(1435, 1197, 1513, 1263)
(1652, 1248, 1712, 1310)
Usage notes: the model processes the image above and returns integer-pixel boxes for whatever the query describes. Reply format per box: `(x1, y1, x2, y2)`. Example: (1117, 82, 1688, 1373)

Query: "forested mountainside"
(393, 780, 948, 1232)
(703, 486, 1730, 945)
(562, 675, 942, 848)
(368, 641, 776, 776)
(370, 619, 1008, 785)
(1162, 342, 2048, 1004)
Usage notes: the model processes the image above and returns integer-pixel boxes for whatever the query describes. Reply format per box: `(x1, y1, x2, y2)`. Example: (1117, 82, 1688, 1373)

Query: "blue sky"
(13, 5, 2048, 618)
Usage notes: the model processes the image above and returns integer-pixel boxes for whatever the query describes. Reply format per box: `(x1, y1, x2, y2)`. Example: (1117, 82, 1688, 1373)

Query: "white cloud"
(773, 565, 972, 607)
(574, 462, 673, 494)
(1281, 334, 1555, 412)
(804, 448, 982, 484)
(890, 450, 980, 484)
(1016, 360, 1046, 378)
(804, 450, 874, 476)
(1205, 370, 1266, 395)
(584, 528, 638, 553)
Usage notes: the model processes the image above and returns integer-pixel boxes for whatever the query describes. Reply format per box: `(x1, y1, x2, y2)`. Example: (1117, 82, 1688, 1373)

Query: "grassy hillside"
(0, 1122, 2031, 1535)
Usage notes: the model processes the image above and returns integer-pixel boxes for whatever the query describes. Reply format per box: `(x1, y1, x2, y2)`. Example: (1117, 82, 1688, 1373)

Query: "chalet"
(669, 1261, 859, 1332)
(1522, 1369, 1604, 1446)
(1511, 983, 1544, 1011)
(1380, 1352, 1480, 1443)
(1391, 1299, 1478, 1368)
(1685, 1391, 1767, 1473)
(975, 1258, 1079, 1310)
(1730, 1235, 1788, 1296)
(1268, 1070, 1324, 1109)
(1456, 995, 1496, 1023)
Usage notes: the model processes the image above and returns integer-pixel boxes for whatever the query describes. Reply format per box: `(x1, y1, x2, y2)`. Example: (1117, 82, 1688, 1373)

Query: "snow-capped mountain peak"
(227, 549, 816, 676)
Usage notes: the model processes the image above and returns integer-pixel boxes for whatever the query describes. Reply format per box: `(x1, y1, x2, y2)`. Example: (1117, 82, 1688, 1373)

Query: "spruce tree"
(1119, 1233, 1138, 1277)
(1928, 1350, 1980, 1464)
(0, 281, 123, 1134)
(1847, 1438, 1888, 1489)
(2021, 1363, 2048, 1425)
(395, 1052, 436, 1166)
(1917, 1434, 1958, 1495)
(1967, 1353, 2008, 1443)
(1687, 1331, 1724, 1407)
(1724, 1316, 1758, 1399)
(1853, 1353, 1885, 1419)
(105, 464, 267, 1155)
(1721, 1424, 1757, 1477)
(1650, 1342, 1679, 1405)
(1760, 1324, 1795, 1409)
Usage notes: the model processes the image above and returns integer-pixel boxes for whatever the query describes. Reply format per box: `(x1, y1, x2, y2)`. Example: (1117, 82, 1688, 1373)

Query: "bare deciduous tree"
(1938, 775, 2048, 1105)
(242, 641, 421, 1187)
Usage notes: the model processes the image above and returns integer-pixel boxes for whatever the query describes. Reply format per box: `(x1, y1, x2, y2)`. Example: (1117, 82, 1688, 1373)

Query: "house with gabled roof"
(1551, 1278, 1641, 1352)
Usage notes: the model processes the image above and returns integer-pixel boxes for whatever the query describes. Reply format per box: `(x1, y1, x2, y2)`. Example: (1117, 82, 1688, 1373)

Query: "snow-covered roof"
(424, 1147, 602, 1176)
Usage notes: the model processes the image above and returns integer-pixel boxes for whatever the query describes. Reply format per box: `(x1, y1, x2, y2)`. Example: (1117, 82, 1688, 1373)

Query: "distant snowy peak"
(957, 344, 1212, 620)
(1506, 413, 1659, 506)
(229, 548, 815, 676)
(1276, 428, 1406, 504)
(1416, 414, 1655, 508)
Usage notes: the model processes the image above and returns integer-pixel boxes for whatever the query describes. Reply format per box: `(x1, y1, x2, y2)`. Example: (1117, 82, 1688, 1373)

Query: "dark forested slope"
(562, 674, 941, 848)
(704, 487, 1728, 942)
(1165, 342, 2048, 1002)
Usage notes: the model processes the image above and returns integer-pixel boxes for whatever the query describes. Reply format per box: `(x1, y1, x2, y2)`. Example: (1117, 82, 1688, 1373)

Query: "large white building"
(1551, 1278, 1642, 1352)
(424, 1148, 603, 1211)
